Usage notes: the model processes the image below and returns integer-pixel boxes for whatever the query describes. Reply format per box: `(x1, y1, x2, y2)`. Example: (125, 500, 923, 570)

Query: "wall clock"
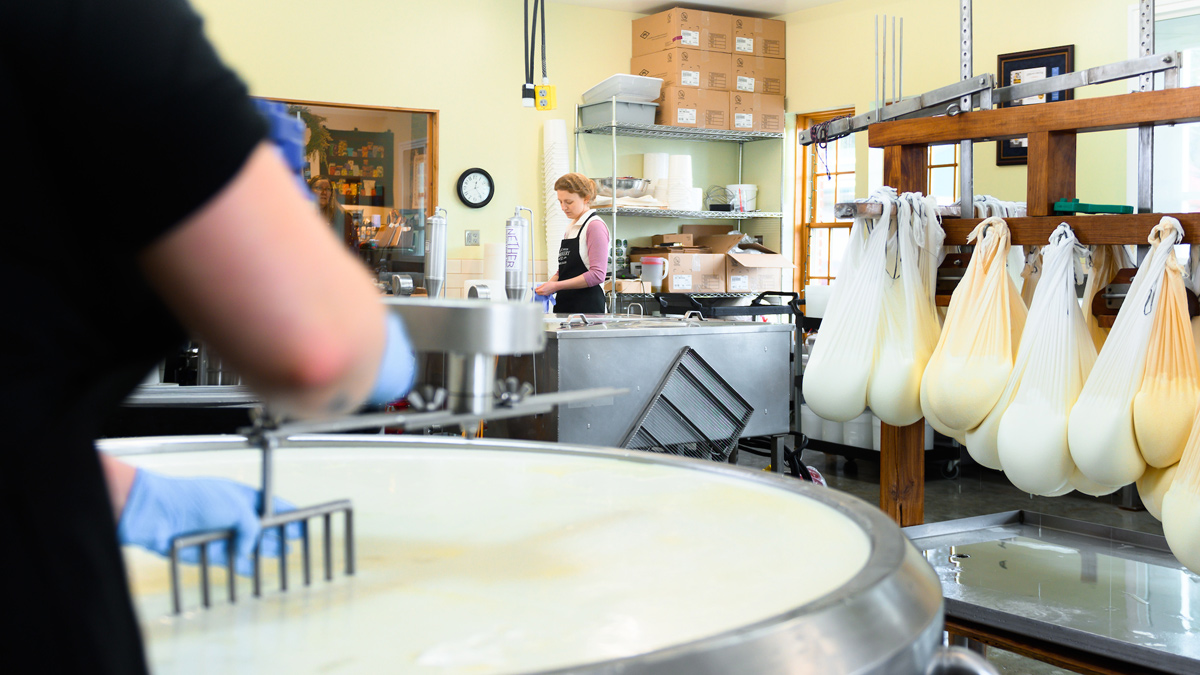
(456, 168, 494, 208)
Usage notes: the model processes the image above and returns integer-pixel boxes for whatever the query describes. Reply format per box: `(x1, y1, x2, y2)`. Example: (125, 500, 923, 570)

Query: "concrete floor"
(734, 442, 1164, 675)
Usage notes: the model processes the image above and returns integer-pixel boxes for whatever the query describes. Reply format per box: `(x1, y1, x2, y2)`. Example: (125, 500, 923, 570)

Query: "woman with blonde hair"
(310, 176, 358, 251)
(535, 172, 610, 313)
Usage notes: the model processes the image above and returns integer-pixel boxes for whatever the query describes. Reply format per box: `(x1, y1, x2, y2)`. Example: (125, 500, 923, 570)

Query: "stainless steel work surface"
(904, 511, 1200, 674)
(123, 384, 258, 408)
(500, 316, 793, 445)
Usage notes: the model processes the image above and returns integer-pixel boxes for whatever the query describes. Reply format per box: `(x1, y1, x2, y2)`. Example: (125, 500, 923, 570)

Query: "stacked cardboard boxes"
(632, 8, 784, 131)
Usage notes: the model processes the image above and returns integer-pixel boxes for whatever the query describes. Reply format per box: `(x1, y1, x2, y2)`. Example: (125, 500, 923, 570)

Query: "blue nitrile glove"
(366, 311, 417, 405)
(532, 286, 555, 313)
(252, 99, 311, 198)
(117, 469, 301, 577)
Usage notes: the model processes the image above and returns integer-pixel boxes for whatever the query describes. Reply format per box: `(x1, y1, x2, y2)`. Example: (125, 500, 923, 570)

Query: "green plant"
(288, 105, 331, 166)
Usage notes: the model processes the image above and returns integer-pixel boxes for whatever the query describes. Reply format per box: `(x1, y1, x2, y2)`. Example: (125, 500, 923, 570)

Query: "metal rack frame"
(574, 97, 787, 312)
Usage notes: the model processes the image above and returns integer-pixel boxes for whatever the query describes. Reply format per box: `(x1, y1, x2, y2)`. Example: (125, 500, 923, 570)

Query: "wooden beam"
(1026, 131, 1076, 218)
(880, 421, 925, 526)
(884, 144, 930, 194)
(879, 145, 929, 528)
(941, 213, 1200, 247)
(869, 87, 1200, 147)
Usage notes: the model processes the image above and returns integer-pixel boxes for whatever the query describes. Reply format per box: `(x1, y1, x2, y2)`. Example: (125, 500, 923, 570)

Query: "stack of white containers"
(643, 152, 670, 206)
(543, 120, 572, 278)
(667, 154, 701, 211)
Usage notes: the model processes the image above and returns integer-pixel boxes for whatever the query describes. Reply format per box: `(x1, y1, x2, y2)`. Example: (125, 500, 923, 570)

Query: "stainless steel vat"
(102, 434, 991, 674)
(498, 315, 793, 446)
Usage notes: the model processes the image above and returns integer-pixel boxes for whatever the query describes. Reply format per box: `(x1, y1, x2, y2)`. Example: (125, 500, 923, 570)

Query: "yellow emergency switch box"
(535, 84, 557, 111)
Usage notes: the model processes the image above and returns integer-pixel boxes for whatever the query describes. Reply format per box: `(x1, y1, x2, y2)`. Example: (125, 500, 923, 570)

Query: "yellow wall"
(783, 0, 1133, 210)
(191, 0, 1139, 269)
(190, 0, 640, 263)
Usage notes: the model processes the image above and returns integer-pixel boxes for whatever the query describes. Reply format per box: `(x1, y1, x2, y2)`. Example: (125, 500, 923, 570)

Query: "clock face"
(457, 168, 494, 208)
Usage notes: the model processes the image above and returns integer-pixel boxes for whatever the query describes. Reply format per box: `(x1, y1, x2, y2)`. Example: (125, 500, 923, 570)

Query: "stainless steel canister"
(505, 206, 532, 301)
(423, 207, 447, 299)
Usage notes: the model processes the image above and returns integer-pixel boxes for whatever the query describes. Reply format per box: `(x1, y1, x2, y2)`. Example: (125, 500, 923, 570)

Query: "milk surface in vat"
(120, 445, 872, 674)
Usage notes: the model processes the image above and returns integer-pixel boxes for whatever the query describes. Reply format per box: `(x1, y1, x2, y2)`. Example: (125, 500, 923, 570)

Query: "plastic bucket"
(726, 184, 758, 212)
(843, 412, 873, 449)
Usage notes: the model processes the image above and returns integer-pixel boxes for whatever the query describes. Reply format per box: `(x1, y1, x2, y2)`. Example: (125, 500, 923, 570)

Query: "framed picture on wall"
(996, 45, 1075, 166)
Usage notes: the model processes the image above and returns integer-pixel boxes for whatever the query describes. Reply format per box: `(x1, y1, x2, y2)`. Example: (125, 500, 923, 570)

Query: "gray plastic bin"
(579, 99, 658, 126)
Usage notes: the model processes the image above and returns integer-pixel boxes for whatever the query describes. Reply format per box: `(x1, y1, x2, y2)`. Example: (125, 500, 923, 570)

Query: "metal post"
(899, 18, 904, 102)
(958, 0, 974, 220)
(874, 16, 880, 118)
(738, 141, 744, 233)
(1138, 0, 1155, 214)
(611, 96, 618, 313)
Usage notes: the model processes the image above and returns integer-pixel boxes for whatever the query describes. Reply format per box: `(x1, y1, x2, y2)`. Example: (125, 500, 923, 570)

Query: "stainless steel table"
(496, 315, 793, 451)
(904, 511, 1199, 675)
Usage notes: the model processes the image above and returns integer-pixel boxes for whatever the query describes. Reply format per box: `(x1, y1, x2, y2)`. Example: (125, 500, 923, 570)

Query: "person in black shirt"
(0, 1, 414, 672)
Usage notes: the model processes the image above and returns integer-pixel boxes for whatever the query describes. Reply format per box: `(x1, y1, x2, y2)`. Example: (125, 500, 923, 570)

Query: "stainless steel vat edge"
(101, 434, 948, 674)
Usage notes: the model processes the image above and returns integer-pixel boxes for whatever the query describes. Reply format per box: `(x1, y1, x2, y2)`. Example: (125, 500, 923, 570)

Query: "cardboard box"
(664, 250, 727, 293)
(733, 55, 786, 96)
(629, 245, 722, 291)
(681, 224, 736, 238)
(732, 16, 786, 58)
(651, 233, 694, 246)
(696, 234, 794, 293)
(633, 8, 733, 56)
(603, 279, 654, 293)
(631, 49, 732, 91)
(656, 87, 730, 130)
(731, 92, 785, 132)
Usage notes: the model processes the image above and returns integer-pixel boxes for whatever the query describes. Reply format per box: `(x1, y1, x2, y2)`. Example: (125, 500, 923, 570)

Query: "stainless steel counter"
(905, 510, 1200, 674)
(496, 315, 793, 447)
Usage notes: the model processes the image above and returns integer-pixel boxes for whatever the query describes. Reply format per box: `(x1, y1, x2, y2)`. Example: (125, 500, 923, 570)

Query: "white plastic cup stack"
(543, 120, 571, 277)
(667, 154, 693, 211)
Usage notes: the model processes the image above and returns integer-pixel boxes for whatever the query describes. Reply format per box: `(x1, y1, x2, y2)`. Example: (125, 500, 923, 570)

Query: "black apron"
(553, 212, 606, 314)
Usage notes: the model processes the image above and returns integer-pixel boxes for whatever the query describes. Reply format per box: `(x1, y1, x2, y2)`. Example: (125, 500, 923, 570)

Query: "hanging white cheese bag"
(962, 283, 1035, 469)
(1189, 245, 1200, 368)
(1080, 245, 1133, 351)
(1161, 406, 1200, 574)
(921, 217, 1027, 448)
(868, 193, 945, 426)
(1138, 463, 1178, 521)
(994, 225, 1097, 495)
(1133, 253, 1200, 468)
(1068, 217, 1184, 487)
(802, 191, 893, 422)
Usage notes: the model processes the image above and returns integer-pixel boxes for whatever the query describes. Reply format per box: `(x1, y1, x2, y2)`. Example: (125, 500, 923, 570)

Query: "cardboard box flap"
(681, 224, 736, 237)
(728, 252, 793, 268)
(695, 234, 749, 254)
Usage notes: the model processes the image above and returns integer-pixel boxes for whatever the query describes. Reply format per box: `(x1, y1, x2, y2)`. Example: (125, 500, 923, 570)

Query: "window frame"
(795, 109, 856, 295)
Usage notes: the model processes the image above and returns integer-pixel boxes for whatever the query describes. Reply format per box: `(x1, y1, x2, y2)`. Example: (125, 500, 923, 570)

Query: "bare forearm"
(554, 274, 593, 291)
(99, 453, 137, 521)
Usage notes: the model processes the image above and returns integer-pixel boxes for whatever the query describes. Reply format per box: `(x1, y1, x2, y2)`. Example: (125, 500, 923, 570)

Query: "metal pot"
(595, 177, 651, 198)
(102, 435, 994, 675)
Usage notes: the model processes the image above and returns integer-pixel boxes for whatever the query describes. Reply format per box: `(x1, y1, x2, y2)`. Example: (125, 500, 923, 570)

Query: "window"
(795, 109, 856, 294)
(927, 144, 960, 206)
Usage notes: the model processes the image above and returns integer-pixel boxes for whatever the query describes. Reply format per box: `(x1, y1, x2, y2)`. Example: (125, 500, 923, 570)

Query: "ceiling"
(548, 0, 840, 19)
